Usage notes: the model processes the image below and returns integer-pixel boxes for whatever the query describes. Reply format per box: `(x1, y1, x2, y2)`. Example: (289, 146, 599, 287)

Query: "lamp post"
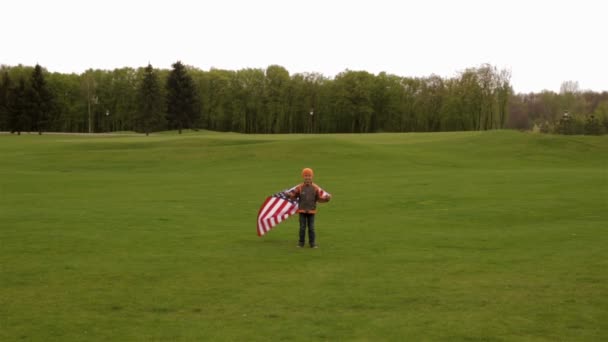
(309, 109, 314, 134)
(105, 110, 110, 132)
(87, 74, 92, 133)
(86, 72, 98, 133)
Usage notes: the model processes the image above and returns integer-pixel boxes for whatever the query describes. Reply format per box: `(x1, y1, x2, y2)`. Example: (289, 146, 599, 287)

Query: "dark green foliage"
(166, 61, 199, 134)
(584, 115, 604, 135)
(46, 72, 87, 132)
(136, 64, 165, 135)
(555, 113, 586, 135)
(592, 100, 608, 133)
(539, 121, 552, 134)
(331, 70, 375, 133)
(8, 78, 29, 135)
(27, 64, 54, 134)
(0, 71, 10, 131)
(2, 62, 605, 135)
(509, 88, 608, 135)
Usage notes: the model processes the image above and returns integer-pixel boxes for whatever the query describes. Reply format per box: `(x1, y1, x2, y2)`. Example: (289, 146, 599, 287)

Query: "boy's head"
(302, 168, 314, 184)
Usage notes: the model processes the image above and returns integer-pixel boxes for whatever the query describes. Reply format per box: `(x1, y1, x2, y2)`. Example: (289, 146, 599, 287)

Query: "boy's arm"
(284, 185, 300, 199)
(316, 187, 332, 203)
(318, 196, 331, 203)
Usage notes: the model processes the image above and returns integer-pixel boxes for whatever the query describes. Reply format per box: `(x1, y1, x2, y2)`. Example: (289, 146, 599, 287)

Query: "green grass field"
(1, 130, 607, 341)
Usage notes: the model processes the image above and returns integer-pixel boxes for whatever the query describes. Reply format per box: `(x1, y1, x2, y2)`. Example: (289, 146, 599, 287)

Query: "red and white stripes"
(256, 195, 298, 236)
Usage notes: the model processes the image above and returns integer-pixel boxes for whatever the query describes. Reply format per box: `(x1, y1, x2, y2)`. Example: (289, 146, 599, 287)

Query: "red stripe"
(257, 196, 299, 236)
(259, 198, 279, 224)
(262, 198, 283, 221)
(257, 197, 272, 218)
(257, 197, 273, 236)
(264, 200, 290, 229)
(260, 198, 283, 234)
(271, 200, 290, 219)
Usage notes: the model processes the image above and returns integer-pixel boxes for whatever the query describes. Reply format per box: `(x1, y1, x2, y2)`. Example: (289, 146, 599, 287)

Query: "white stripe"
(266, 217, 277, 230)
(258, 197, 278, 228)
(262, 217, 274, 233)
(263, 220, 271, 233)
(259, 197, 278, 221)
(258, 217, 268, 235)
(264, 204, 285, 231)
(319, 188, 330, 199)
(262, 216, 272, 233)
(265, 202, 293, 231)
(258, 196, 299, 235)
(259, 199, 280, 236)
(263, 199, 285, 223)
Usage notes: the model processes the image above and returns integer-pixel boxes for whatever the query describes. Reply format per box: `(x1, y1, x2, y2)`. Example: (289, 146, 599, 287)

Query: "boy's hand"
(318, 194, 331, 203)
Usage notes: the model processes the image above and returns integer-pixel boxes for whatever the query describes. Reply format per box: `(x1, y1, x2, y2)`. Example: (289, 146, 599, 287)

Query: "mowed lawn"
(1, 130, 606, 341)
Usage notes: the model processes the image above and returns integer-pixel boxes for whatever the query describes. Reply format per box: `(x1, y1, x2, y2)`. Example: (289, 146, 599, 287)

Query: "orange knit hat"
(301, 168, 314, 178)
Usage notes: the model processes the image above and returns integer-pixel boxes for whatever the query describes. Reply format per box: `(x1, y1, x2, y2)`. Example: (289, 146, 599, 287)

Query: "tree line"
(0, 62, 514, 135)
(0, 62, 603, 135)
(508, 81, 608, 135)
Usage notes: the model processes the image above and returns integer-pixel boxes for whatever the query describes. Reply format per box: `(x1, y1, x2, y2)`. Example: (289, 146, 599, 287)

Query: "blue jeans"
(299, 213, 316, 246)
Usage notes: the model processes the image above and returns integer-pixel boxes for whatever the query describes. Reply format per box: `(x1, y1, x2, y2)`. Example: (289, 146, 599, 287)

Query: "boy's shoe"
(297, 244, 304, 248)
(310, 245, 318, 249)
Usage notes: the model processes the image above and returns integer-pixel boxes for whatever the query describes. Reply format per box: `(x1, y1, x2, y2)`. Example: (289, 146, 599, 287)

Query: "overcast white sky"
(1, 0, 606, 93)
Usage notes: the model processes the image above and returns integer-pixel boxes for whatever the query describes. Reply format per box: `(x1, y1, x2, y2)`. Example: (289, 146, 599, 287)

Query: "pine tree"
(166, 61, 199, 134)
(8, 78, 28, 135)
(28, 64, 53, 134)
(585, 115, 603, 135)
(137, 64, 165, 136)
(0, 71, 10, 131)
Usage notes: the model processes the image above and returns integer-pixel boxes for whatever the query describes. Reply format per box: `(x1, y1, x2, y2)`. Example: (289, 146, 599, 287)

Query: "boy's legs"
(298, 214, 306, 247)
(307, 214, 316, 247)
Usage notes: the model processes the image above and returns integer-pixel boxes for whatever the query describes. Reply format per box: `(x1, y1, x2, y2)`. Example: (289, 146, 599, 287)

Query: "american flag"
(257, 188, 298, 237)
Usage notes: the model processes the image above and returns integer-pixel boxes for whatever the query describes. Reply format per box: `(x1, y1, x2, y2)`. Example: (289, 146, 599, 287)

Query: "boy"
(286, 168, 331, 248)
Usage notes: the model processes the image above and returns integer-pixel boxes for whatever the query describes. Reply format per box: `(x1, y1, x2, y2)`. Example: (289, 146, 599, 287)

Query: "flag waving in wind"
(257, 184, 331, 237)
(257, 189, 298, 236)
